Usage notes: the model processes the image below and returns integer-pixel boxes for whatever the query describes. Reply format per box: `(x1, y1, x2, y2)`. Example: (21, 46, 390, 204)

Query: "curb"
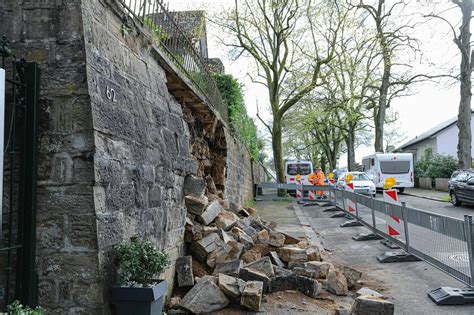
(292, 203, 323, 246)
(403, 192, 448, 203)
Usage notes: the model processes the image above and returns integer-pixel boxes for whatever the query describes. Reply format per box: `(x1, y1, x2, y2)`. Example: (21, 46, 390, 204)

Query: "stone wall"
(1, 0, 265, 313)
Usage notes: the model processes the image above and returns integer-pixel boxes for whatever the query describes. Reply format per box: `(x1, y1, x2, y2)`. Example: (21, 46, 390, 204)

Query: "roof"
(168, 10, 206, 39)
(396, 111, 474, 151)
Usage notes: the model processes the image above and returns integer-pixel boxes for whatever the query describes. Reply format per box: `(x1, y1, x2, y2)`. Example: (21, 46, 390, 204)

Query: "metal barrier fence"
(117, 0, 229, 123)
(255, 182, 474, 288)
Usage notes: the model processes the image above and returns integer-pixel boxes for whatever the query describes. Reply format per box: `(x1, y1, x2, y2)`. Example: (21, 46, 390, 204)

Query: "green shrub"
(115, 238, 170, 286)
(6, 301, 44, 315)
(415, 149, 458, 179)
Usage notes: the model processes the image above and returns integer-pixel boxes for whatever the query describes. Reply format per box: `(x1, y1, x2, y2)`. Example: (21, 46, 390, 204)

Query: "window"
(362, 159, 371, 171)
(351, 173, 370, 181)
(287, 163, 312, 175)
(455, 172, 471, 183)
(380, 161, 410, 174)
(371, 158, 375, 166)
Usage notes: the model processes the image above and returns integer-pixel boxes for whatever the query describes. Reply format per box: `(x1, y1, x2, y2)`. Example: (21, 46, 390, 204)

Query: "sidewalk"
(404, 188, 450, 202)
(256, 200, 474, 314)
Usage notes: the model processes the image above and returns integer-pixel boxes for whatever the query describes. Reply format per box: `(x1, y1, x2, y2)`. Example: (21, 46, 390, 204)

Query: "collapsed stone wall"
(1, 0, 266, 313)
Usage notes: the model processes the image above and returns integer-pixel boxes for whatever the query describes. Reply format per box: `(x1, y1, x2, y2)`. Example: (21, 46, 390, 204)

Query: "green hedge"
(415, 149, 458, 179)
(213, 73, 264, 161)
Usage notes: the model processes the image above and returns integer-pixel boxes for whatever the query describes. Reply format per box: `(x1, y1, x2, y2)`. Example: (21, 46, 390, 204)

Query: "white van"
(284, 160, 314, 185)
(361, 153, 414, 192)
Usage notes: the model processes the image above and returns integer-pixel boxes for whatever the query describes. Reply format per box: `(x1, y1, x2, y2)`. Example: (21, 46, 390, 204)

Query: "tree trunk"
(457, 0, 473, 169)
(272, 118, 285, 183)
(320, 155, 327, 174)
(346, 127, 356, 171)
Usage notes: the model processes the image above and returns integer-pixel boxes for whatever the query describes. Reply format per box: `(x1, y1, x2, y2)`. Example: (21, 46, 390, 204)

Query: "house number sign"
(105, 85, 117, 102)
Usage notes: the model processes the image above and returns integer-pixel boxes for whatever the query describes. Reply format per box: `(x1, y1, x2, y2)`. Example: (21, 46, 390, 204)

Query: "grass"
(441, 195, 451, 202)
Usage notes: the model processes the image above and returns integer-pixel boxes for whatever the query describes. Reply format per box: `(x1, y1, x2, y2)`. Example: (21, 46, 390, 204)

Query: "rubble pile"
(169, 174, 393, 314)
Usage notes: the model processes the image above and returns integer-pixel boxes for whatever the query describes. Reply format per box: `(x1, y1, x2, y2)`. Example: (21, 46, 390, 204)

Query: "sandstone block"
(237, 230, 254, 249)
(180, 278, 229, 313)
(184, 223, 203, 243)
(192, 257, 210, 278)
(213, 259, 243, 277)
(273, 265, 293, 277)
(246, 207, 257, 217)
(256, 229, 270, 243)
(214, 240, 244, 266)
(296, 275, 321, 298)
(206, 237, 231, 268)
(176, 256, 194, 287)
(267, 231, 286, 247)
(280, 231, 300, 245)
(342, 266, 362, 289)
(267, 275, 297, 293)
(190, 233, 218, 262)
(245, 257, 275, 277)
(205, 175, 217, 194)
(239, 208, 250, 217)
(278, 247, 308, 263)
(235, 220, 258, 239)
(327, 268, 348, 296)
(307, 248, 321, 261)
(241, 281, 263, 312)
(183, 175, 206, 197)
(218, 273, 246, 301)
(351, 295, 394, 315)
(241, 250, 262, 264)
(307, 261, 334, 279)
(185, 195, 208, 215)
(215, 211, 239, 230)
(293, 267, 317, 279)
(239, 268, 270, 292)
(203, 226, 219, 236)
(267, 251, 285, 268)
(197, 200, 223, 225)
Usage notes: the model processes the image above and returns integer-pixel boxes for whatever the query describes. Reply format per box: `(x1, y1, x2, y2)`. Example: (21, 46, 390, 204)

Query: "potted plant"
(111, 238, 170, 315)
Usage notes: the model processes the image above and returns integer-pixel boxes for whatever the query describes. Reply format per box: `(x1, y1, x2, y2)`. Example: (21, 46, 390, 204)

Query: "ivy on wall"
(213, 73, 264, 162)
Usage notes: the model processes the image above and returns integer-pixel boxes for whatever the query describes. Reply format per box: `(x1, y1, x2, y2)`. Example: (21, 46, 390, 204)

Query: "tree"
(216, 0, 347, 182)
(423, 0, 473, 169)
(355, 0, 442, 153)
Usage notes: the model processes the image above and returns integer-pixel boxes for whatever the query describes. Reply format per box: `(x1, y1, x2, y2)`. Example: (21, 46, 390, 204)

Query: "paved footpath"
(257, 200, 474, 315)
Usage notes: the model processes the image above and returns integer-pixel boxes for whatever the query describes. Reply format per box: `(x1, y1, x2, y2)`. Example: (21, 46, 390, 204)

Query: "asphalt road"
(396, 193, 474, 219)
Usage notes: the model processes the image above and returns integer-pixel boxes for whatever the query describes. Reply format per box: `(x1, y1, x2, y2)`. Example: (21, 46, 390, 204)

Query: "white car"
(336, 172, 376, 197)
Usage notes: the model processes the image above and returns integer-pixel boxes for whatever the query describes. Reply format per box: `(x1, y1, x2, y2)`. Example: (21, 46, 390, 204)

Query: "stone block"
(273, 265, 293, 277)
(197, 200, 223, 225)
(241, 281, 263, 312)
(280, 231, 301, 245)
(184, 222, 203, 243)
(351, 295, 394, 315)
(296, 275, 321, 298)
(267, 231, 286, 247)
(190, 233, 219, 262)
(218, 273, 246, 301)
(245, 257, 275, 277)
(213, 259, 243, 277)
(278, 247, 308, 263)
(341, 266, 362, 289)
(293, 267, 317, 279)
(307, 261, 334, 279)
(205, 174, 217, 194)
(256, 229, 270, 243)
(203, 226, 219, 236)
(307, 247, 321, 262)
(237, 230, 254, 249)
(239, 208, 250, 217)
(267, 275, 297, 293)
(214, 211, 239, 230)
(183, 174, 207, 197)
(185, 195, 208, 215)
(267, 251, 285, 268)
(327, 268, 348, 296)
(176, 256, 194, 287)
(239, 268, 270, 292)
(180, 278, 229, 313)
(206, 237, 231, 268)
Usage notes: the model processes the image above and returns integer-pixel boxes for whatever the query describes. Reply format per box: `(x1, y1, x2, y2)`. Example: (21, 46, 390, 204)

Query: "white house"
(396, 111, 474, 162)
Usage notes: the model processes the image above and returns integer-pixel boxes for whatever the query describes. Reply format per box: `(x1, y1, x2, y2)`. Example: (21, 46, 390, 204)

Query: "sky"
(168, 0, 465, 167)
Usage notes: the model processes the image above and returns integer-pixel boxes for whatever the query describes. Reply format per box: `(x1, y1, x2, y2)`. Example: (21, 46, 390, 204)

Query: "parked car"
(448, 169, 474, 206)
(335, 171, 376, 197)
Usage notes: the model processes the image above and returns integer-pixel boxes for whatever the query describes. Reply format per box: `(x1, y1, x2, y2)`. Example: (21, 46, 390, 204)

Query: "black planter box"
(111, 280, 167, 315)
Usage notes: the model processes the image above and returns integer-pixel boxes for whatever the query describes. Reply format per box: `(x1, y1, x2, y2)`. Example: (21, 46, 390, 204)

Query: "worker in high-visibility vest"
(315, 167, 325, 198)
(308, 171, 317, 185)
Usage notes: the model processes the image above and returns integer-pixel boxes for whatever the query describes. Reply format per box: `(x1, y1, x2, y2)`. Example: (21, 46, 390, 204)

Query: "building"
(396, 111, 474, 162)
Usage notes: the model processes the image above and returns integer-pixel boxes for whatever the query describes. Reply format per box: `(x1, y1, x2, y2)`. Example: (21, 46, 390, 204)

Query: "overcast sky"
(168, 0, 466, 167)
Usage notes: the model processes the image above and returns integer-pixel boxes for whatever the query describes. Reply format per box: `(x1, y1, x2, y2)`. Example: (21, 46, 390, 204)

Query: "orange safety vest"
(308, 172, 317, 185)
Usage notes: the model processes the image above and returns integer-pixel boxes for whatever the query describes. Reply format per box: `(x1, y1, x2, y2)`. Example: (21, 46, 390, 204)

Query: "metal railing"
(116, 0, 229, 123)
(255, 182, 474, 287)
